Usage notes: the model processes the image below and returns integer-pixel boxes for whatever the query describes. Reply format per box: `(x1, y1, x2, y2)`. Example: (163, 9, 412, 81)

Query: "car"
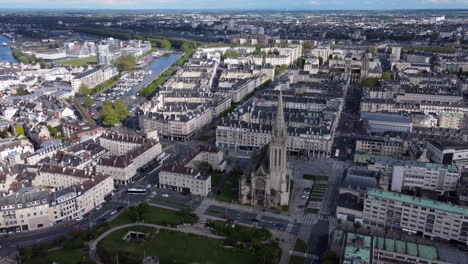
(96, 204, 103, 210)
(223, 216, 231, 220)
(110, 210, 117, 215)
(75, 228, 83, 232)
(275, 223, 286, 228)
(75, 216, 83, 221)
(251, 218, 260, 222)
(162, 194, 169, 198)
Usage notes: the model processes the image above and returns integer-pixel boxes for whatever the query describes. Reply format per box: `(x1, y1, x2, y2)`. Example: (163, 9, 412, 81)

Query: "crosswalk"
(317, 214, 333, 222)
(297, 214, 317, 241)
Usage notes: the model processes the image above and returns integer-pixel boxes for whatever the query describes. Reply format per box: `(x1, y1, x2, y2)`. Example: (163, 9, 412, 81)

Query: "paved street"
(0, 138, 348, 264)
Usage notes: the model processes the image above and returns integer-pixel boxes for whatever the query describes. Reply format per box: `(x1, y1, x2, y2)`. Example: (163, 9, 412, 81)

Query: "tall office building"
(97, 44, 113, 65)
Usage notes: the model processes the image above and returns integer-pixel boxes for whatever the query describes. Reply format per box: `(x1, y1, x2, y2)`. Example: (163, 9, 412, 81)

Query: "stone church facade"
(239, 91, 290, 207)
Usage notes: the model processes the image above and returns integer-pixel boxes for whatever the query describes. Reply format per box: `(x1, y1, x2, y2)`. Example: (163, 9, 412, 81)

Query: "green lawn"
(207, 220, 272, 244)
(294, 239, 308, 253)
(89, 203, 198, 239)
(289, 255, 306, 264)
(19, 203, 199, 263)
(305, 208, 320, 214)
(23, 248, 90, 264)
(57, 56, 97, 66)
(303, 174, 328, 181)
(97, 226, 257, 264)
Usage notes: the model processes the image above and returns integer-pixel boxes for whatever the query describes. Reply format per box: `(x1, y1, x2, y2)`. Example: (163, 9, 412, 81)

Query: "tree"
(14, 88, 31, 96)
(223, 50, 240, 59)
(361, 77, 380, 88)
(14, 125, 25, 135)
(83, 96, 94, 106)
(336, 218, 342, 229)
(195, 161, 213, 175)
(333, 55, 342, 60)
(353, 221, 362, 231)
(99, 100, 128, 126)
(320, 250, 337, 264)
(319, 56, 324, 65)
(384, 226, 391, 235)
(114, 99, 129, 120)
(114, 55, 136, 71)
(99, 100, 119, 125)
(78, 84, 91, 95)
(382, 71, 392, 80)
(296, 57, 307, 68)
(159, 39, 172, 50)
(302, 41, 313, 50)
(254, 242, 281, 264)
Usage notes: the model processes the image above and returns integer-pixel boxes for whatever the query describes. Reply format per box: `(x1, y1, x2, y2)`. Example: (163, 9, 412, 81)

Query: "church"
(239, 91, 290, 207)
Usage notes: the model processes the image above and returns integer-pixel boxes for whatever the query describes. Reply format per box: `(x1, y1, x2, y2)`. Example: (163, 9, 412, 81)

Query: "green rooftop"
(418, 245, 438, 260)
(367, 189, 468, 215)
(441, 112, 464, 118)
(373, 236, 438, 260)
(406, 242, 418, 256)
(344, 246, 371, 264)
(347, 233, 372, 249)
(425, 162, 458, 172)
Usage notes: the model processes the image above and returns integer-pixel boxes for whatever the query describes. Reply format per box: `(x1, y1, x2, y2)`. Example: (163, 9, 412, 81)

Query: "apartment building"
(71, 65, 118, 92)
(363, 189, 468, 245)
(96, 141, 162, 185)
(360, 98, 468, 116)
(216, 74, 267, 103)
(159, 165, 211, 196)
(392, 162, 460, 193)
(185, 145, 226, 171)
(216, 120, 333, 158)
(355, 135, 407, 159)
(140, 106, 214, 141)
(0, 167, 114, 233)
(438, 112, 465, 129)
(99, 133, 148, 156)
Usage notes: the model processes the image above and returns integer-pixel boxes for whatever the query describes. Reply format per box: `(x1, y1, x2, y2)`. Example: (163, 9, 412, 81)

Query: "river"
(124, 52, 181, 96)
(0, 35, 17, 63)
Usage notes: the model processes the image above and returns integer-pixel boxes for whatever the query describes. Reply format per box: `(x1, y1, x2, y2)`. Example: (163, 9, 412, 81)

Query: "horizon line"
(0, 8, 467, 12)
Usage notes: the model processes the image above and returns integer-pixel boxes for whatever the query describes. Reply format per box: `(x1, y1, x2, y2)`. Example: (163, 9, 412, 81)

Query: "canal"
(0, 35, 17, 63)
(125, 52, 181, 96)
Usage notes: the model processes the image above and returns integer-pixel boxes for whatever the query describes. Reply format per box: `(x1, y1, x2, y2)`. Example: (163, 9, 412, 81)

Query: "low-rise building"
(426, 140, 468, 167)
(361, 112, 412, 133)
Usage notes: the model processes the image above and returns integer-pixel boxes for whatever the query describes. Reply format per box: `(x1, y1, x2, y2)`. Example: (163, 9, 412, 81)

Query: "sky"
(0, 0, 467, 10)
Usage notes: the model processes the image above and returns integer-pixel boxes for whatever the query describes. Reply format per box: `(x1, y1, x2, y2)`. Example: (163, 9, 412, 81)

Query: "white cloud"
(308, 0, 320, 4)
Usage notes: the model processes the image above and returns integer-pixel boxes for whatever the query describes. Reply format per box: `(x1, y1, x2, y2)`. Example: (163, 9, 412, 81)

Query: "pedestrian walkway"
(199, 198, 292, 221)
(297, 213, 317, 241)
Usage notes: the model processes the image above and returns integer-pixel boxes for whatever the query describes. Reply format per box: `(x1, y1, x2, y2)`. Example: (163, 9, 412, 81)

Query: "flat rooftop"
(368, 189, 468, 215)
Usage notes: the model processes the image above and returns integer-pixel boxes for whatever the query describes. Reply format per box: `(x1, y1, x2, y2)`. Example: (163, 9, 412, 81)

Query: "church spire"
(272, 89, 287, 144)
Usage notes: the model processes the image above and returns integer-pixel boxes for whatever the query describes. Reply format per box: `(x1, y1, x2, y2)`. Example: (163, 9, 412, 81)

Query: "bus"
(127, 188, 147, 195)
